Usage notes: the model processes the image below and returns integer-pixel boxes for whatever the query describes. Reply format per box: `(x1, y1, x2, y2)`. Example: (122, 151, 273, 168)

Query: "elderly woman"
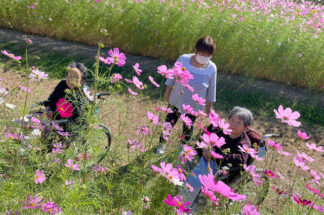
(183, 106, 262, 209)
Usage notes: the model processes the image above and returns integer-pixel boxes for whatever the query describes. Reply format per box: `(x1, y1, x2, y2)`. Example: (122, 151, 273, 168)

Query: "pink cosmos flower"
(201, 185, 219, 206)
(192, 94, 206, 106)
(42, 201, 61, 214)
(306, 183, 324, 199)
(151, 162, 180, 185)
(164, 194, 191, 214)
(157, 65, 174, 79)
(1, 50, 22, 61)
(124, 78, 133, 83)
(184, 83, 194, 92)
(65, 179, 75, 188)
(35, 169, 46, 184)
(292, 194, 313, 207)
(180, 114, 192, 128)
(209, 109, 221, 127)
(293, 151, 312, 171)
(162, 122, 172, 141)
(173, 62, 193, 86)
(128, 88, 138, 96)
(56, 98, 73, 118)
(310, 170, 321, 185)
(19, 85, 31, 93)
(156, 106, 173, 113)
(242, 204, 260, 215)
(22, 195, 44, 209)
(132, 63, 142, 76)
(103, 48, 126, 67)
(52, 142, 64, 154)
(264, 169, 277, 178)
(244, 164, 263, 186)
(93, 164, 109, 173)
(274, 105, 301, 127)
(110, 73, 122, 83)
(179, 144, 197, 164)
(29, 69, 48, 81)
(127, 139, 146, 153)
(201, 132, 226, 148)
(0, 86, 8, 96)
(137, 126, 150, 135)
(65, 159, 79, 171)
(176, 165, 186, 181)
(306, 143, 324, 152)
(183, 104, 193, 114)
(132, 76, 144, 90)
(77, 153, 90, 161)
(199, 174, 246, 201)
(57, 131, 71, 137)
(52, 122, 64, 131)
(217, 118, 232, 135)
(148, 76, 160, 87)
(297, 130, 309, 140)
(147, 111, 159, 125)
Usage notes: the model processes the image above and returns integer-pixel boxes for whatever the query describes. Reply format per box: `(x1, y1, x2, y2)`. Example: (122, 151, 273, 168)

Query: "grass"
(0, 0, 323, 90)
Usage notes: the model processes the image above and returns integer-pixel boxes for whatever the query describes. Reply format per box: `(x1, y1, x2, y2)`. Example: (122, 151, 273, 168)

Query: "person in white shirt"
(155, 36, 217, 155)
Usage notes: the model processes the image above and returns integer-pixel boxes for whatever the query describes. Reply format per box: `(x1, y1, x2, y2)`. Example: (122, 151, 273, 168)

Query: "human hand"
(203, 149, 211, 161)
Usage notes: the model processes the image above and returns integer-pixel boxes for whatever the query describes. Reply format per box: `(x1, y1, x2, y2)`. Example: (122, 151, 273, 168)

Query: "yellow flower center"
(31, 203, 35, 206)
(177, 201, 182, 206)
(182, 67, 186, 71)
(9, 54, 14, 57)
(36, 175, 39, 179)
(169, 175, 173, 180)
(49, 208, 53, 212)
(59, 107, 64, 111)
(179, 169, 182, 173)
(188, 150, 191, 153)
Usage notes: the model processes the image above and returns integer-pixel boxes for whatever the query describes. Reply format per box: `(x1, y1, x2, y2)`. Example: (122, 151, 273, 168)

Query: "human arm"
(205, 101, 213, 115)
(164, 86, 172, 102)
(206, 65, 217, 110)
(43, 80, 67, 112)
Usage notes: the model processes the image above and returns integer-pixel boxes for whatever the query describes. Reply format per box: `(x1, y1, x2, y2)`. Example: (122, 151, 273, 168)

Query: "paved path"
(0, 27, 323, 109)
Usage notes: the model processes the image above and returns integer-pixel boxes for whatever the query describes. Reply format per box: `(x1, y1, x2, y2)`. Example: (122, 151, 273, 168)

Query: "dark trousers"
(159, 105, 197, 144)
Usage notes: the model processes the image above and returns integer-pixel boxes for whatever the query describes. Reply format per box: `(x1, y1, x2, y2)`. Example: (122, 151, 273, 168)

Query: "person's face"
(229, 115, 246, 136)
(66, 68, 82, 89)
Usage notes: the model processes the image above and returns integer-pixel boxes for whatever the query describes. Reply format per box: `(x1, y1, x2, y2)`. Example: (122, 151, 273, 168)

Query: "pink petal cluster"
(199, 173, 246, 202)
(156, 106, 173, 113)
(127, 139, 146, 153)
(164, 194, 191, 215)
(151, 162, 183, 185)
(305, 142, 324, 152)
(132, 63, 142, 76)
(161, 122, 172, 141)
(293, 151, 314, 171)
(173, 62, 194, 86)
(264, 169, 277, 178)
(180, 114, 192, 128)
(65, 159, 80, 171)
(297, 130, 309, 140)
(157, 65, 174, 79)
(132, 76, 144, 90)
(242, 204, 260, 215)
(93, 164, 109, 173)
(147, 111, 159, 125)
(310, 170, 321, 185)
(244, 164, 263, 186)
(42, 201, 61, 214)
(35, 169, 46, 184)
(29, 69, 48, 82)
(1, 50, 22, 61)
(306, 183, 324, 199)
(137, 126, 150, 135)
(22, 196, 44, 210)
(128, 88, 138, 96)
(192, 94, 206, 106)
(56, 98, 73, 118)
(267, 140, 290, 156)
(148, 76, 160, 87)
(99, 48, 126, 67)
(274, 105, 301, 127)
(110, 73, 122, 83)
(179, 144, 197, 164)
(238, 144, 263, 161)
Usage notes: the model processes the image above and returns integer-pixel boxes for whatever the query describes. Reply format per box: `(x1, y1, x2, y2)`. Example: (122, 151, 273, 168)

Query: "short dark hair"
(67, 62, 88, 81)
(195, 36, 216, 55)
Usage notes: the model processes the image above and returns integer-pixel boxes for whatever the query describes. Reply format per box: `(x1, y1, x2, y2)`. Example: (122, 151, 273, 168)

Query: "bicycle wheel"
(75, 124, 112, 170)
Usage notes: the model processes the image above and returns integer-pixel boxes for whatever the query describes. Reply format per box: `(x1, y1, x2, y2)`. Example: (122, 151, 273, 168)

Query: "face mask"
(196, 53, 211, 65)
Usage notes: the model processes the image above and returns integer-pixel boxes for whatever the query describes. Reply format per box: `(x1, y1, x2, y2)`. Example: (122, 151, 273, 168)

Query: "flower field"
(0, 0, 323, 90)
(0, 40, 323, 214)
